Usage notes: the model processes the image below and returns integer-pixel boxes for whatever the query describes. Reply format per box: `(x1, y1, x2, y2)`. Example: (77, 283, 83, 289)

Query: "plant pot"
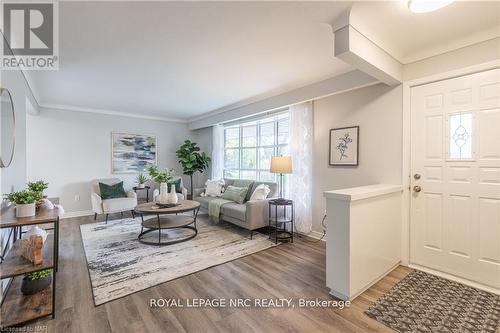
(138, 183, 146, 189)
(167, 185, 178, 204)
(16, 203, 36, 218)
(21, 275, 52, 295)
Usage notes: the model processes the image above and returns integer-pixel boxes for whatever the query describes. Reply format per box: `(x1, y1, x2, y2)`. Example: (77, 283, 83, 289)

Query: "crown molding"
(39, 103, 188, 123)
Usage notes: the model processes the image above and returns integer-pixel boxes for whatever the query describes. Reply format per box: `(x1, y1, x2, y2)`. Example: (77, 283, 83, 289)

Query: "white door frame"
(401, 60, 500, 284)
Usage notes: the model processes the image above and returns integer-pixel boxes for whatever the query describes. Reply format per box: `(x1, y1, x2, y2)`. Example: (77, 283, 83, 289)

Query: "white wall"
(311, 83, 403, 232)
(26, 108, 205, 214)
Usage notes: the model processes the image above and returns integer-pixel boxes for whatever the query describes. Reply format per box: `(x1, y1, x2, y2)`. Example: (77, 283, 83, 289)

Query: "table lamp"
(270, 156, 292, 201)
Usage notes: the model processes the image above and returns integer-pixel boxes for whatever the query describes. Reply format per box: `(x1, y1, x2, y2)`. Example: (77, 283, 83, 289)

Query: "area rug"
(80, 217, 277, 305)
(365, 270, 500, 333)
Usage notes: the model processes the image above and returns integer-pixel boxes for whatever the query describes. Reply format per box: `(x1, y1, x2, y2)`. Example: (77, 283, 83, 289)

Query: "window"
(448, 112, 473, 160)
(224, 112, 289, 186)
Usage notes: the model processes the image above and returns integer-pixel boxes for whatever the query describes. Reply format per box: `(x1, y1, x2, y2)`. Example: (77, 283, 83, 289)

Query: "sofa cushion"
(221, 202, 246, 222)
(249, 181, 278, 199)
(102, 197, 136, 213)
(222, 186, 248, 204)
(194, 196, 217, 209)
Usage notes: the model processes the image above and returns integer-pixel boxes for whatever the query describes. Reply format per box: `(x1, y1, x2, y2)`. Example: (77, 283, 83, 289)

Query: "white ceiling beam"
(334, 25, 403, 86)
(188, 70, 378, 130)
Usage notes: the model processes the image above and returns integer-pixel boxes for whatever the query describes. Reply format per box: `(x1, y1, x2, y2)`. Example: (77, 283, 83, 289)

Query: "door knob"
(413, 185, 422, 193)
(414, 173, 421, 180)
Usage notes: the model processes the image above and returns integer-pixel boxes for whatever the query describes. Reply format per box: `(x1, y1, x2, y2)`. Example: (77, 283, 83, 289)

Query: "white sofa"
(91, 178, 137, 223)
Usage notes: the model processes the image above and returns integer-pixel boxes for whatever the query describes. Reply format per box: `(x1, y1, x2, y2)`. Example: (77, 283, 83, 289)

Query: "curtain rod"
(222, 107, 289, 127)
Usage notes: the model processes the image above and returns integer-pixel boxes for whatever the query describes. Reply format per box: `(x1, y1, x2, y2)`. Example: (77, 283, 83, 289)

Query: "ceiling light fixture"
(408, 0, 454, 13)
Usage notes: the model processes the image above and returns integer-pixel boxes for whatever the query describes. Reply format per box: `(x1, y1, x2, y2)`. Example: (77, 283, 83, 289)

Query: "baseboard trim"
(409, 263, 500, 296)
(297, 230, 326, 241)
(61, 210, 94, 219)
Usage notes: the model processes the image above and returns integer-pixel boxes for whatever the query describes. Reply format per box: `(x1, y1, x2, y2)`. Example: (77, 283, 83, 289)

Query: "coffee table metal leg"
(157, 214, 161, 244)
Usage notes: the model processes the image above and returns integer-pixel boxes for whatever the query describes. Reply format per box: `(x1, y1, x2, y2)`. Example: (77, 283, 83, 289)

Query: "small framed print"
(329, 126, 359, 166)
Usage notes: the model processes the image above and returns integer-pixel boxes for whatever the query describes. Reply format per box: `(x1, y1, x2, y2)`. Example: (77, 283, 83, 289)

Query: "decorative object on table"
(111, 132, 157, 173)
(24, 225, 48, 243)
(0, 88, 15, 169)
(167, 185, 179, 204)
(148, 165, 175, 204)
(20, 235, 44, 265)
(21, 269, 52, 295)
(329, 126, 359, 166)
(40, 198, 55, 210)
(80, 217, 278, 305)
(176, 140, 211, 199)
(365, 270, 500, 333)
(4, 190, 38, 218)
(91, 178, 138, 223)
(135, 173, 149, 189)
(270, 156, 292, 201)
(27, 180, 49, 210)
(268, 199, 294, 244)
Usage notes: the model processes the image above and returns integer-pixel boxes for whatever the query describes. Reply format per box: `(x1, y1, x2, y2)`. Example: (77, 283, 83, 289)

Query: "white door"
(410, 68, 500, 290)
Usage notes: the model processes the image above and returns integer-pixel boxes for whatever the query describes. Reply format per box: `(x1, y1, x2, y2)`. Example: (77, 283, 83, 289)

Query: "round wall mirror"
(0, 88, 15, 168)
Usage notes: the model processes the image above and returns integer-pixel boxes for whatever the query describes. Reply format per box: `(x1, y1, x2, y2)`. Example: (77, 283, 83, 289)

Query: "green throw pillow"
(99, 181, 127, 200)
(222, 186, 248, 204)
(167, 179, 182, 193)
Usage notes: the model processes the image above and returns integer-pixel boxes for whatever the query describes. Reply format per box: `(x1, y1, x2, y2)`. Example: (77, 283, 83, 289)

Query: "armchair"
(91, 178, 137, 223)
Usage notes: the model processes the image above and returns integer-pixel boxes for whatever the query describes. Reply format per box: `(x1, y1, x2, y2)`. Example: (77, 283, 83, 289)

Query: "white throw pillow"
(250, 184, 270, 201)
(205, 179, 225, 197)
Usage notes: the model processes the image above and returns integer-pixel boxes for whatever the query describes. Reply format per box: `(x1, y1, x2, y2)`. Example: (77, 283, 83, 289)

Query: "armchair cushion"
(102, 197, 137, 213)
(99, 181, 127, 200)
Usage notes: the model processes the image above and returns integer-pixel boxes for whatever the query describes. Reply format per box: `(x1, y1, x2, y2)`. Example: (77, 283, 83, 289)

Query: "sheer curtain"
(211, 124, 225, 179)
(289, 101, 313, 233)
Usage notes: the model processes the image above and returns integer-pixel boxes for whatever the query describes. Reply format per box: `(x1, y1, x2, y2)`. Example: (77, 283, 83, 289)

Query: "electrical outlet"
(75, 194, 80, 201)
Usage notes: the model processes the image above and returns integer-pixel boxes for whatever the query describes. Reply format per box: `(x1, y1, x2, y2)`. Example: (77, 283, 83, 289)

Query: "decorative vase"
(167, 185, 178, 204)
(21, 275, 52, 295)
(16, 203, 36, 218)
(138, 183, 146, 189)
(158, 183, 169, 204)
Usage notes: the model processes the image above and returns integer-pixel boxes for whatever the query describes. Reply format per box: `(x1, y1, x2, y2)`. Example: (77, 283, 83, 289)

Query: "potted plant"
(21, 269, 52, 295)
(4, 190, 38, 218)
(148, 165, 175, 204)
(27, 180, 49, 210)
(136, 173, 148, 189)
(176, 140, 211, 199)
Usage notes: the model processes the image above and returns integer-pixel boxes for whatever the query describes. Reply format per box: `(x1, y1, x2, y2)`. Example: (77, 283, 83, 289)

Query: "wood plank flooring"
(21, 214, 411, 333)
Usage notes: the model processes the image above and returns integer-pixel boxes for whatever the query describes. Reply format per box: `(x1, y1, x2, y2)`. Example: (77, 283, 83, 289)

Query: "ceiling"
(27, 1, 499, 121)
(29, 1, 353, 120)
(350, 1, 499, 64)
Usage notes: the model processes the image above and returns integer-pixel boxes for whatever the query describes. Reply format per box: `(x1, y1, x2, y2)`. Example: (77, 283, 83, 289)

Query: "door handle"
(413, 185, 422, 193)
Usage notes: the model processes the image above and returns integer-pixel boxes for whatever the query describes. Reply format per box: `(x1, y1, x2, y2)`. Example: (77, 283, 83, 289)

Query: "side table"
(268, 199, 294, 244)
(133, 186, 151, 203)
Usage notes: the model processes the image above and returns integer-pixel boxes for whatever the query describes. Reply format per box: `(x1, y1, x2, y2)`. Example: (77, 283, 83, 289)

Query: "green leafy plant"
(27, 180, 48, 201)
(25, 269, 52, 281)
(148, 165, 175, 184)
(4, 190, 38, 205)
(176, 140, 211, 198)
(136, 173, 149, 185)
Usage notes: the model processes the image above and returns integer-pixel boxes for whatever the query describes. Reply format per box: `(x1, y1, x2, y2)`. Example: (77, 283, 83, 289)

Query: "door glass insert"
(449, 112, 472, 159)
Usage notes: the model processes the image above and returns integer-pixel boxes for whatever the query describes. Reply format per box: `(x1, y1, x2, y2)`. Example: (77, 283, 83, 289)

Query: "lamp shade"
(270, 156, 292, 174)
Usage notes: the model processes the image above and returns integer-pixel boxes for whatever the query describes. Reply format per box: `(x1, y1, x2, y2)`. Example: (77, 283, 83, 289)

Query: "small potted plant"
(21, 269, 52, 295)
(136, 173, 148, 189)
(148, 165, 175, 204)
(4, 190, 38, 217)
(27, 180, 49, 210)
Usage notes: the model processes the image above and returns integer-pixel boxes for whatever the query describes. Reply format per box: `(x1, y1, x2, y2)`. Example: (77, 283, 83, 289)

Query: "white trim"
(61, 210, 93, 219)
(297, 230, 325, 241)
(410, 264, 500, 296)
(401, 59, 500, 266)
(40, 104, 188, 123)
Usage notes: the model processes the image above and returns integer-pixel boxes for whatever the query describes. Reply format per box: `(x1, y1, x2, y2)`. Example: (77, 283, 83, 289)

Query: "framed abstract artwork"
(329, 126, 359, 166)
(111, 132, 157, 173)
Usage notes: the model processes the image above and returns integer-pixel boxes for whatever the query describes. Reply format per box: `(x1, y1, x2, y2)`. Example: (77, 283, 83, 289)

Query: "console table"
(0, 200, 61, 328)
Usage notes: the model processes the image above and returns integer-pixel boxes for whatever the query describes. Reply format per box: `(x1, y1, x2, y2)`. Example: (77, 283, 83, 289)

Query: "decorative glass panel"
(224, 149, 239, 169)
(242, 126, 257, 147)
(225, 128, 239, 148)
(449, 112, 473, 159)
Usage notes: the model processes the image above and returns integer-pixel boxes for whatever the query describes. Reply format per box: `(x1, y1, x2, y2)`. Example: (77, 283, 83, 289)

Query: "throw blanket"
(208, 198, 233, 221)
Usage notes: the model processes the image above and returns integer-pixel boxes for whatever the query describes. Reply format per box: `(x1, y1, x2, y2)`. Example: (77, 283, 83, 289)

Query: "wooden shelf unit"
(0, 200, 60, 328)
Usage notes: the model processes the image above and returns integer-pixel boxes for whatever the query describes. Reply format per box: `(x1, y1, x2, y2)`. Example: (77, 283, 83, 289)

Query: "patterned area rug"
(80, 217, 277, 305)
(365, 270, 500, 333)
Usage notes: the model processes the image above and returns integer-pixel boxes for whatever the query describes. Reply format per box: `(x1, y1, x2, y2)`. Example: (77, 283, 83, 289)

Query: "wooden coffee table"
(134, 200, 200, 245)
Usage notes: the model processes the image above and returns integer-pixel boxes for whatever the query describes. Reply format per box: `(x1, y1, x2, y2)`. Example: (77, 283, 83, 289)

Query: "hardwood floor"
(22, 214, 411, 333)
